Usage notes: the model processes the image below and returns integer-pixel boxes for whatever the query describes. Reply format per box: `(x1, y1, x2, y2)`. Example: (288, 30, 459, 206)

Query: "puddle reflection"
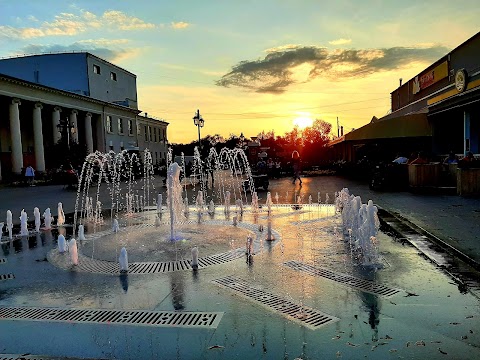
(119, 274, 129, 293)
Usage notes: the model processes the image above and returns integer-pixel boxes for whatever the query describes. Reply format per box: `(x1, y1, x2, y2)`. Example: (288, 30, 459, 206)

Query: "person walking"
(25, 164, 35, 186)
(292, 151, 302, 185)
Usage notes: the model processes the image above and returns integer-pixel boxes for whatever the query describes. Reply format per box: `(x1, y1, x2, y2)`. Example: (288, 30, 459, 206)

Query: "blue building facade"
(0, 52, 138, 108)
(0, 53, 90, 96)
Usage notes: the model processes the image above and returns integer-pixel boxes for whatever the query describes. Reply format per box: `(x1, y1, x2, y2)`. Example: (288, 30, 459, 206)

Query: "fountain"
(235, 199, 243, 215)
(167, 162, 185, 240)
(20, 209, 28, 236)
(195, 190, 204, 223)
(336, 189, 380, 266)
(265, 192, 273, 213)
(119, 247, 128, 272)
(57, 234, 67, 253)
(77, 224, 86, 241)
(112, 219, 120, 233)
(43, 208, 52, 230)
(34, 207, 41, 232)
(3, 146, 479, 360)
(157, 194, 162, 214)
(208, 200, 215, 215)
(57, 202, 65, 227)
(69, 238, 78, 265)
(6, 210, 13, 239)
(224, 191, 231, 214)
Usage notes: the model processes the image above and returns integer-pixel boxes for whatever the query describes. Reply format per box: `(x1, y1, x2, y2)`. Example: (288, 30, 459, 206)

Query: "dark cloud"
(16, 42, 135, 62)
(216, 45, 450, 93)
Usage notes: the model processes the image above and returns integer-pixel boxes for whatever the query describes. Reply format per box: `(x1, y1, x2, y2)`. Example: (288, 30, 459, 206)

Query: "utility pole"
(337, 117, 340, 137)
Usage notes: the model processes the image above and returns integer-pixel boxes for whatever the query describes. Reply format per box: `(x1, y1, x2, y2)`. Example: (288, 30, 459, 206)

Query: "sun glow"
(293, 116, 314, 129)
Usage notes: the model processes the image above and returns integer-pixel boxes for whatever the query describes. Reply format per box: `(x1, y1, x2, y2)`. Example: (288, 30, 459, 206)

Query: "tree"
(301, 119, 332, 166)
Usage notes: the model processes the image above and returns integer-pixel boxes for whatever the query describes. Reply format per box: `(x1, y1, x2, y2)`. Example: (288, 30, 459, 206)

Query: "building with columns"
(0, 53, 168, 180)
(0, 52, 138, 109)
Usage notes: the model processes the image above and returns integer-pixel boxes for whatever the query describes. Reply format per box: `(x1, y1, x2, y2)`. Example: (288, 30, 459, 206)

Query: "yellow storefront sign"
(412, 61, 448, 94)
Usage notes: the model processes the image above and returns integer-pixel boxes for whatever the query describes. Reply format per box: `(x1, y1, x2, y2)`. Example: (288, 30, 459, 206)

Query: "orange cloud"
(171, 21, 190, 29)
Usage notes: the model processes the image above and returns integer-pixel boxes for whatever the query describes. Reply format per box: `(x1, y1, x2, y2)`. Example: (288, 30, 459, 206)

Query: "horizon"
(0, 0, 478, 143)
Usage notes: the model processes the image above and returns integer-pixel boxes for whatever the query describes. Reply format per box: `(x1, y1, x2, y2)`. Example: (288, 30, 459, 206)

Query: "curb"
(377, 206, 480, 271)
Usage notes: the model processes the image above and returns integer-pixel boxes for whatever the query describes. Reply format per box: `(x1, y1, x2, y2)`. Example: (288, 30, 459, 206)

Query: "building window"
(154, 128, 157, 142)
(149, 126, 152, 142)
(93, 64, 101, 74)
(144, 125, 148, 142)
(106, 116, 112, 133)
(118, 118, 124, 134)
(110, 71, 117, 81)
(128, 119, 133, 135)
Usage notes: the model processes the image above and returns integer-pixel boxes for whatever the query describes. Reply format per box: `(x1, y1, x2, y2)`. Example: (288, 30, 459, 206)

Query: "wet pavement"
(1, 174, 479, 266)
(0, 174, 479, 359)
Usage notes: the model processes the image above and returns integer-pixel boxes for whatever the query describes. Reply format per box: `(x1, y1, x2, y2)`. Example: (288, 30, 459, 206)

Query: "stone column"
(33, 103, 46, 172)
(52, 106, 62, 144)
(9, 98, 23, 174)
(84, 112, 94, 154)
(70, 110, 78, 143)
(95, 114, 106, 152)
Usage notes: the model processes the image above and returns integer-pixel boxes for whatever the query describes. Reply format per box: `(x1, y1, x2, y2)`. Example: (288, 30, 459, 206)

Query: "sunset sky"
(0, 0, 478, 143)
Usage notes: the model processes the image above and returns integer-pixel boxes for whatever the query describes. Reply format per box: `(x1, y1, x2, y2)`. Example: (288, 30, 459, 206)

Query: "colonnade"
(6, 97, 98, 176)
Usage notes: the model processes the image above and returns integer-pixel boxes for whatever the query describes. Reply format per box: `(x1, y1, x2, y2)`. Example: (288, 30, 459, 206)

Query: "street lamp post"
(193, 109, 205, 150)
(56, 117, 75, 149)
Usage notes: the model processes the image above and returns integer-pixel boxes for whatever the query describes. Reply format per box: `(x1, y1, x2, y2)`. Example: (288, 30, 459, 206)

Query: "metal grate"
(0, 307, 223, 329)
(0, 258, 6, 264)
(284, 260, 401, 297)
(0, 355, 108, 360)
(0, 273, 14, 281)
(212, 276, 338, 330)
(49, 247, 246, 274)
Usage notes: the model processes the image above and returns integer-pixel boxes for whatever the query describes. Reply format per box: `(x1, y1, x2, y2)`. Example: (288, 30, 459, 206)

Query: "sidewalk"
(1, 175, 479, 266)
(267, 175, 480, 266)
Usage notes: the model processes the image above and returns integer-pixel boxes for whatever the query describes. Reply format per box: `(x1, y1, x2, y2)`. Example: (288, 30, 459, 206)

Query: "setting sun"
(293, 116, 314, 129)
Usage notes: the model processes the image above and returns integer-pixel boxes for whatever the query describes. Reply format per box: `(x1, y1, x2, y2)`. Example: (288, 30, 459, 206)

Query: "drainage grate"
(212, 276, 338, 330)
(0, 307, 223, 329)
(49, 246, 247, 275)
(0, 258, 6, 264)
(284, 260, 401, 298)
(0, 273, 14, 281)
(0, 355, 109, 360)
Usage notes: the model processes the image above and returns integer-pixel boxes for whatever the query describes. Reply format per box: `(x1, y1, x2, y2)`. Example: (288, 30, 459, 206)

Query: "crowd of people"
(392, 151, 478, 167)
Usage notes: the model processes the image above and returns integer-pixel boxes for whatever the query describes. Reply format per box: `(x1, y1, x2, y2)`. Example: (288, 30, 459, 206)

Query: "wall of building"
(104, 108, 138, 153)
(87, 55, 138, 109)
(0, 74, 141, 178)
(0, 53, 89, 96)
(389, 33, 480, 116)
(136, 116, 168, 166)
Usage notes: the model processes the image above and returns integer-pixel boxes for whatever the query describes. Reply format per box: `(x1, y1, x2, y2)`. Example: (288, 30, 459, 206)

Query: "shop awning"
(345, 112, 432, 141)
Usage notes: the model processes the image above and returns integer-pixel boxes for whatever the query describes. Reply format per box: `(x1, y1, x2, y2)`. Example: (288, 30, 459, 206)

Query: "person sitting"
(392, 153, 408, 164)
(458, 151, 478, 168)
(409, 151, 428, 164)
(443, 151, 458, 165)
